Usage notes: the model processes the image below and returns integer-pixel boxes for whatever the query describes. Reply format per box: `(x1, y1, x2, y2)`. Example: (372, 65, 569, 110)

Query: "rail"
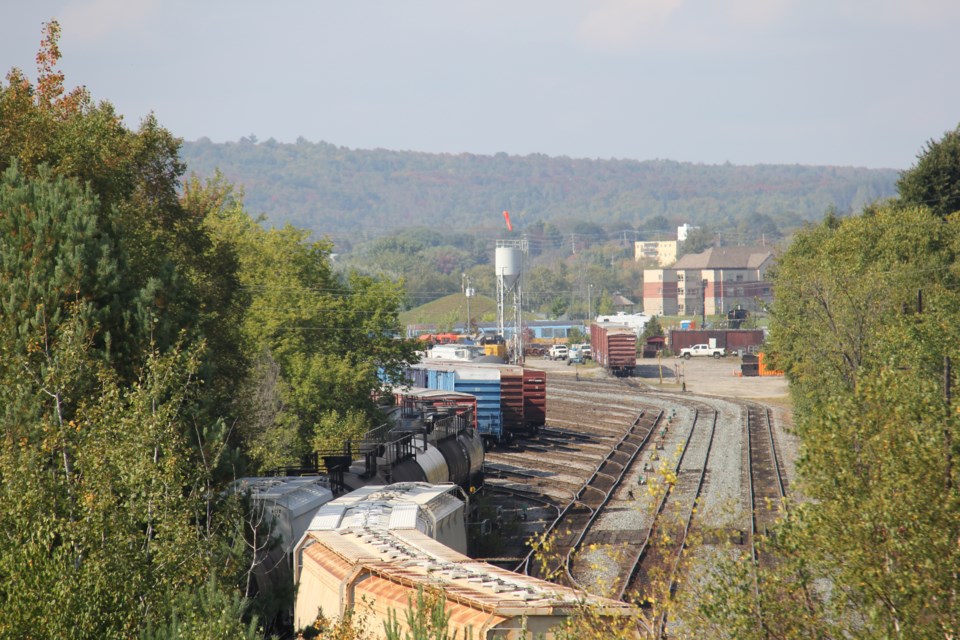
(565, 410, 662, 588)
(652, 408, 718, 638)
(617, 408, 717, 604)
(746, 404, 787, 565)
(746, 403, 788, 634)
(515, 410, 659, 577)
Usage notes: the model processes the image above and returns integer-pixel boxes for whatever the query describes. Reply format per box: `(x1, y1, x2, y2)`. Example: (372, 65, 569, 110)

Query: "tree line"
(180, 135, 898, 249)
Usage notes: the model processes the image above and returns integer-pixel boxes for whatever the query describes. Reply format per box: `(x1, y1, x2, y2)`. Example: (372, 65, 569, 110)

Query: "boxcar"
(591, 323, 637, 377)
(408, 361, 547, 445)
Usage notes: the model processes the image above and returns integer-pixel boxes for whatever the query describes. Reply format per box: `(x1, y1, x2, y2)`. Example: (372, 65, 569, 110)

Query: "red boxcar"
(669, 329, 765, 353)
(591, 323, 637, 377)
(522, 367, 547, 432)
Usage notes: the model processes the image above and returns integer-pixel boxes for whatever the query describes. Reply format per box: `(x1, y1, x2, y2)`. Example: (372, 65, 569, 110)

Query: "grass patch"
(400, 293, 498, 328)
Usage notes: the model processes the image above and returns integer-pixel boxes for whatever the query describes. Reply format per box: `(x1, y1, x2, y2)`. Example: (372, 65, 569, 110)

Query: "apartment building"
(643, 246, 774, 316)
(634, 240, 678, 267)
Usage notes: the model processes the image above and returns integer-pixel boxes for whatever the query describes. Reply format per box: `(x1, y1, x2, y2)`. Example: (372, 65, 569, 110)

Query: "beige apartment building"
(643, 246, 774, 317)
(634, 240, 678, 267)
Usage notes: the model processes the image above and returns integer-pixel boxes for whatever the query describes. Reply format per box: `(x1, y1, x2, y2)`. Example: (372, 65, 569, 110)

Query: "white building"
(594, 311, 651, 335)
(677, 223, 699, 243)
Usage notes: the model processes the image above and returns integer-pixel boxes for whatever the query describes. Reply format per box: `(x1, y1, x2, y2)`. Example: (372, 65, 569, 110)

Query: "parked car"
(548, 344, 569, 360)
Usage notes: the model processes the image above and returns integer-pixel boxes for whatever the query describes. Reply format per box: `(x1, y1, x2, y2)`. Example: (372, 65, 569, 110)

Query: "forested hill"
(180, 137, 900, 244)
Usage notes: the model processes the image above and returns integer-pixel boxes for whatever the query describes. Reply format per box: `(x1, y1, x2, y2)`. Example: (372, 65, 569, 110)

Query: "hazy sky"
(3, 1, 958, 169)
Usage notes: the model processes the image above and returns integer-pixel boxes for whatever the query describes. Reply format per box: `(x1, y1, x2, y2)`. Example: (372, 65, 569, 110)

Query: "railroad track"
(480, 372, 793, 640)
(746, 403, 788, 564)
(520, 409, 662, 583)
(479, 377, 654, 570)
(620, 406, 717, 639)
(534, 380, 725, 639)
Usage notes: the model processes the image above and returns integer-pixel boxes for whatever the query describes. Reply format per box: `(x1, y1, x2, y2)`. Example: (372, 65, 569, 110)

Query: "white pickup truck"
(548, 344, 569, 360)
(679, 343, 726, 359)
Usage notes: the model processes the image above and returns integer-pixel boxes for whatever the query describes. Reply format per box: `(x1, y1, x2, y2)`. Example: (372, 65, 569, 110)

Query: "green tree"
(678, 226, 714, 256)
(1, 23, 248, 424)
(550, 297, 569, 319)
(0, 310, 249, 637)
(383, 588, 459, 640)
(693, 128, 960, 635)
(597, 289, 614, 315)
(694, 198, 960, 636)
(0, 24, 255, 635)
(202, 192, 420, 471)
(639, 316, 664, 342)
(897, 123, 960, 218)
(525, 265, 569, 315)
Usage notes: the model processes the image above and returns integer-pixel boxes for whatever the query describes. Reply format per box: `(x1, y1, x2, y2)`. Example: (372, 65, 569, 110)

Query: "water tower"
(495, 238, 526, 363)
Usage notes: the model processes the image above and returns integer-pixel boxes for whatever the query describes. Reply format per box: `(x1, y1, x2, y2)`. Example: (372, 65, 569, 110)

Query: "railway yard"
(479, 356, 795, 635)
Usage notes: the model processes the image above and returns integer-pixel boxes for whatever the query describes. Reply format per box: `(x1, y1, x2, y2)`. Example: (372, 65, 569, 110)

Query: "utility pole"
(464, 275, 473, 335)
(588, 284, 593, 323)
(701, 279, 708, 329)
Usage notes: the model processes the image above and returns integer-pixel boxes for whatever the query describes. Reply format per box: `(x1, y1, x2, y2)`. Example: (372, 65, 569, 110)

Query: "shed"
(642, 335, 666, 358)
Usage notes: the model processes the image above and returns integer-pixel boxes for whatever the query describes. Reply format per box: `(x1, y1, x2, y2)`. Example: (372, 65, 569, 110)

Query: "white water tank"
(495, 246, 521, 288)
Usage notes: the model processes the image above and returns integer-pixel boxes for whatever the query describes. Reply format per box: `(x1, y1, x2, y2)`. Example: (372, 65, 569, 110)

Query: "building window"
(678, 288, 684, 295)
(677, 274, 684, 281)
(678, 305, 685, 313)
(658, 273, 662, 281)
(736, 274, 743, 282)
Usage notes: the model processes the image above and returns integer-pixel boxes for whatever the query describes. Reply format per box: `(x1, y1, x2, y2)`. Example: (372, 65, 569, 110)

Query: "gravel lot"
(535, 353, 789, 403)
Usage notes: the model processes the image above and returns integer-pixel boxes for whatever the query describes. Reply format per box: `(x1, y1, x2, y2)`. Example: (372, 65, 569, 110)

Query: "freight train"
(301, 388, 486, 495)
(405, 360, 547, 446)
(381, 388, 485, 488)
(242, 388, 487, 617)
(285, 359, 548, 492)
(591, 322, 638, 377)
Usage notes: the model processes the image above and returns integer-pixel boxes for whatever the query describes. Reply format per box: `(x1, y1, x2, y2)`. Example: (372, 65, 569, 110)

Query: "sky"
(2, 1, 959, 169)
